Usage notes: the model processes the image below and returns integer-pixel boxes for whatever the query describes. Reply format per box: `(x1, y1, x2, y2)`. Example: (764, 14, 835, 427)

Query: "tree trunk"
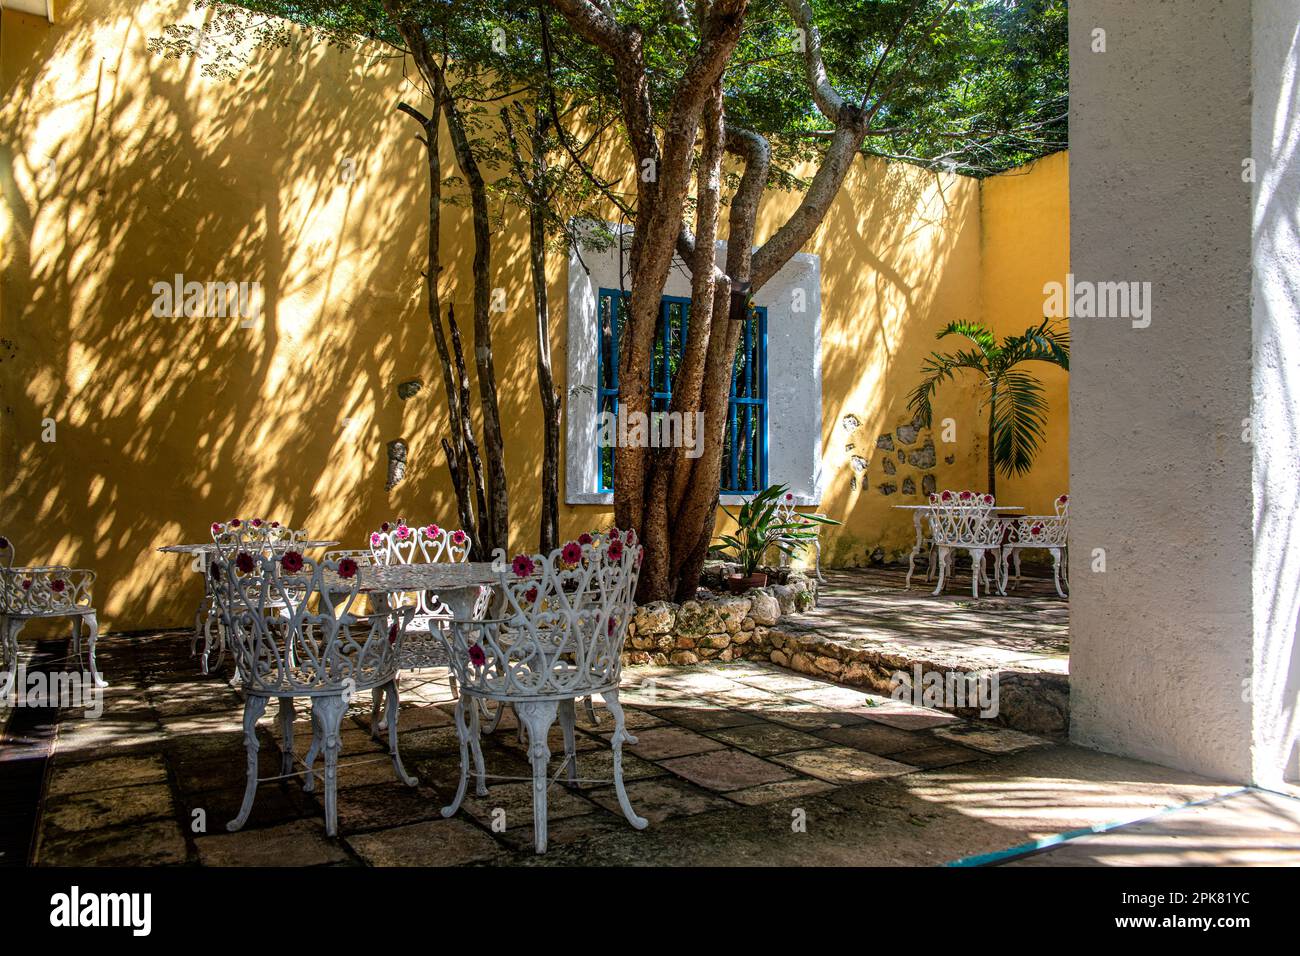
(987, 382, 997, 498)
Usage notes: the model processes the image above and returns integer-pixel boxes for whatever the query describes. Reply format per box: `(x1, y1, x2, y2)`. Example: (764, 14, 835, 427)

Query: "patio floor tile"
(624, 725, 727, 760)
(931, 723, 1052, 754)
(656, 703, 765, 731)
(724, 777, 838, 806)
(769, 746, 918, 785)
(706, 722, 829, 756)
(659, 749, 795, 791)
(347, 818, 501, 866)
(40, 782, 174, 836)
(586, 776, 732, 824)
(195, 819, 351, 866)
(861, 708, 959, 730)
(460, 781, 598, 827)
(36, 820, 189, 867)
(814, 722, 937, 755)
(888, 743, 988, 769)
(46, 754, 169, 796)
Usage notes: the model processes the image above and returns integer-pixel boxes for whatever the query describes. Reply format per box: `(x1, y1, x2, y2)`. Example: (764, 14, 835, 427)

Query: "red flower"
(561, 541, 582, 565)
(51, 578, 66, 593)
(235, 551, 256, 575)
(388, 621, 399, 645)
(785, 492, 794, 500)
(607, 527, 621, 542)
(1057, 495, 1069, 504)
(607, 539, 624, 561)
(511, 554, 535, 578)
(941, 491, 953, 501)
(230, 518, 242, 528)
(468, 644, 486, 667)
(578, 532, 593, 545)
(270, 521, 281, 528)
(210, 522, 222, 533)
(380, 521, 391, 532)
(524, 585, 538, 603)
(251, 518, 263, 528)
(451, 530, 466, 545)
(281, 550, 304, 573)
(21, 578, 32, 590)
(337, 558, 358, 579)
(982, 494, 994, 504)
(959, 491, 973, 500)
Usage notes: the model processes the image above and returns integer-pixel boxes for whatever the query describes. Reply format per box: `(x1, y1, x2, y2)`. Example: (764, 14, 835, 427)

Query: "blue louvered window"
(596, 289, 767, 495)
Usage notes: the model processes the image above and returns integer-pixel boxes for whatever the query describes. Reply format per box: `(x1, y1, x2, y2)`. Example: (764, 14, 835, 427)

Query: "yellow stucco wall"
(980, 151, 1071, 515)
(1, 0, 1067, 631)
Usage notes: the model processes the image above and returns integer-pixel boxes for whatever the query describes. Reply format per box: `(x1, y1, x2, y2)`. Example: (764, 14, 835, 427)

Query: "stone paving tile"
(770, 746, 918, 785)
(391, 704, 453, 731)
(41, 782, 175, 836)
(783, 685, 888, 711)
(729, 670, 831, 693)
(814, 722, 937, 755)
(496, 809, 638, 854)
(460, 781, 598, 827)
(184, 782, 318, 831)
(659, 749, 794, 792)
(571, 747, 666, 786)
(887, 743, 987, 769)
(37, 819, 189, 867)
(752, 700, 872, 732)
(706, 722, 829, 756)
(334, 782, 447, 832)
(52, 712, 165, 761)
(46, 754, 168, 796)
(860, 708, 959, 730)
(348, 818, 502, 866)
(586, 775, 732, 824)
(622, 725, 727, 760)
(931, 723, 1051, 754)
(196, 818, 352, 866)
(725, 777, 839, 806)
(576, 703, 665, 731)
(656, 703, 766, 731)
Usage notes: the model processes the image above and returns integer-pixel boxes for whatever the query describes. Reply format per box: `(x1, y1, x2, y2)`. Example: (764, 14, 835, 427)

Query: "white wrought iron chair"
(0, 534, 104, 696)
(212, 549, 417, 837)
(438, 531, 648, 854)
(364, 519, 487, 732)
(195, 518, 306, 674)
(773, 492, 828, 582)
(1000, 494, 1070, 598)
(928, 491, 1004, 598)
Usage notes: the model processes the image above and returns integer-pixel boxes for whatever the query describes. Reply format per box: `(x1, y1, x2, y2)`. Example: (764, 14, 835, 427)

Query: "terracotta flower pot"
(726, 571, 768, 594)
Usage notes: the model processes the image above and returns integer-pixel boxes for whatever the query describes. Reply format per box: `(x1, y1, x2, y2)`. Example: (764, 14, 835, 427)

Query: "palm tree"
(908, 319, 1070, 498)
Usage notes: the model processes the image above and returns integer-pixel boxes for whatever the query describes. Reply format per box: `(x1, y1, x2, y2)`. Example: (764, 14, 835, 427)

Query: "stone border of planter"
(623, 569, 818, 667)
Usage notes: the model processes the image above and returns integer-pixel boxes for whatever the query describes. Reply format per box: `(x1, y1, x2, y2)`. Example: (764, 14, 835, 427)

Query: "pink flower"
(235, 552, 256, 575)
(424, 524, 439, 538)
(396, 525, 411, 540)
(337, 558, 358, 579)
(388, 621, 399, 645)
(511, 554, 535, 578)
(561, 541, 582, 565)
(281, 550, 304, 573)
(370, 532, 383, 546)
(607, 527, 621, 542)
(524, 585, 538, 603)
(468, 644, 486, 667)
(607, 539, 624, 561)
(211, 523, 222, 533)
(941, 491, 953, 501)
(451, 530, 466, 545)
(578, 532, 593, 545)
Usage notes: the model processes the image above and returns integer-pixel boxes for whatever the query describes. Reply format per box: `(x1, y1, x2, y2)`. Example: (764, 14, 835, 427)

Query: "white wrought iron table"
(892, 504, 1021, 589)
(319, 561, 501, 619)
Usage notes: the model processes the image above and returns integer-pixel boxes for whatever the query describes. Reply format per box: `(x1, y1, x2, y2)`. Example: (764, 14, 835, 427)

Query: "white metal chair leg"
(313, 693, 349, 837)
(302, 704, 323, 793)
(228, 694, 268, 832)
(558, 698, 579, 786)
(932, 547, 949, 595)
(469, 693, 487, 797)
(515, 700, 559, 854)
(442, 696, 474, 818)
(1051, 548, 1067, 598)
(384, 680, 417, 786)
(811, 538, 825, 582)
(601, 690, 648, 831)
(969, 548, 985, 597)
(370, 686, 385, 737)
(278, 697, 296, 777)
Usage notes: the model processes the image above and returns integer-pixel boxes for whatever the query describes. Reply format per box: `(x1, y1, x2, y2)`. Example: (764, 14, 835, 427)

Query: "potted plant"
(716, 484, 840, 593)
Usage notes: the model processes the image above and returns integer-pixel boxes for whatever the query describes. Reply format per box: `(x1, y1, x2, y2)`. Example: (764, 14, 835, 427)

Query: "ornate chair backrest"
(0, 535, 13, 568)
(1008, 494, 1070, 546)
(368, 519, 472, 566)
(211, 551, 409, 695)
(440, 530, 641, 701)
(0, 566, 95, 616)
(927, 490, 1001, 547)
(1054, 494, 1070, 520)
(211, 519, 304, 558)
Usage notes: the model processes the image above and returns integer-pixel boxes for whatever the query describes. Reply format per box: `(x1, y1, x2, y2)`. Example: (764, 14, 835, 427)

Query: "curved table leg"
(904, 511, 924, 589)
(515, 699, 560, 854)
(600, 690, 648, 831)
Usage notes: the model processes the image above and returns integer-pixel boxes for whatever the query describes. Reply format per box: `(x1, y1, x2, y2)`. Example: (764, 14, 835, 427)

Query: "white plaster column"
(1068, 0, 1300, 785)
